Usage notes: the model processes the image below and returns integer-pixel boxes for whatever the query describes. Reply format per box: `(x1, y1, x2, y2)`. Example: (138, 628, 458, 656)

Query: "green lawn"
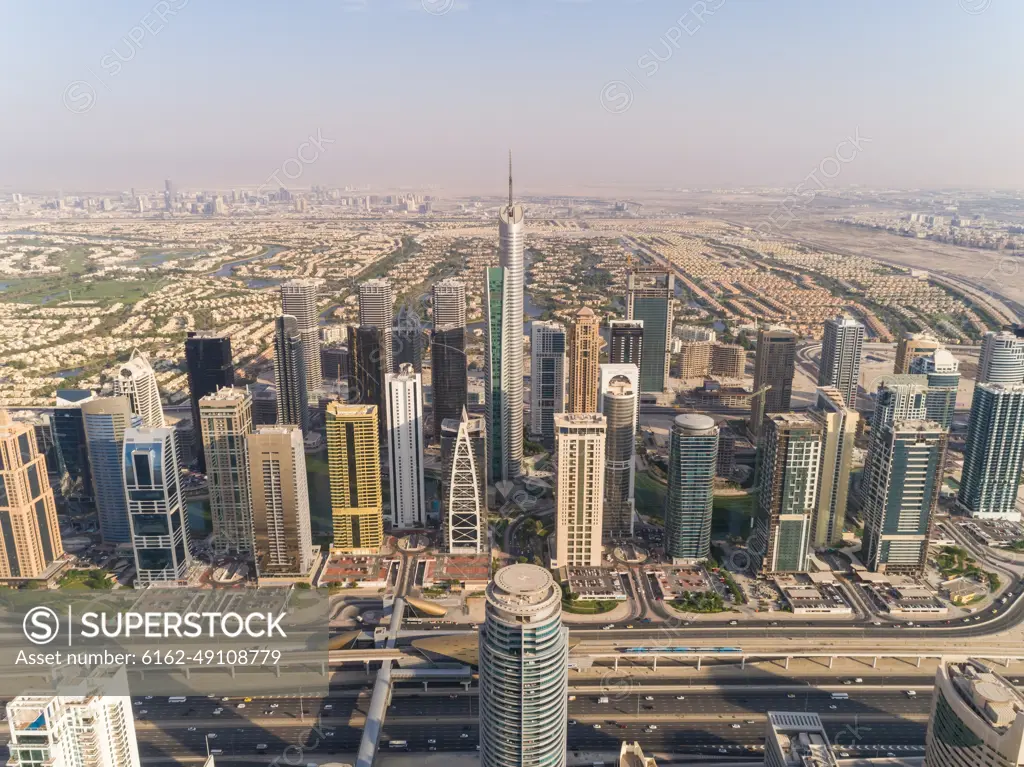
(634, 471, 666, 519)
(712, 493, 755, 536)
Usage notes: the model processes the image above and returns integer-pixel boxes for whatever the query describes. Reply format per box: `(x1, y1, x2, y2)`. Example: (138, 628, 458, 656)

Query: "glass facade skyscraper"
(751, 413, 822, 574)
(184, 331, 234, 472)
(664, 414, 718, 562)
(479, 564, 568, 767)
(123, 426, 192, 585)
(530, 321, 566, 450)
(82, 397, 140, 545)
(627, 270, 673, 393)
(958, 383, 1024, 521)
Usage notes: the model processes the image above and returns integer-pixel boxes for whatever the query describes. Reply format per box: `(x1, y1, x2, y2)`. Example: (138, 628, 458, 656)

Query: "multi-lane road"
(123, 681, 941, 761)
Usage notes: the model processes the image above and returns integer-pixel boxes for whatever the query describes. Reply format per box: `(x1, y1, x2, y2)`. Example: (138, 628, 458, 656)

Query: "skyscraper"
(664, 414, 718, 563)
(478, 563, 568, 767)
(600, 370, 638, 539)
(0, 411, 63, 578)
(530, 320, 566, 448)
(184, 332, 234, 472)
(326, 403, 383, 553)
(909, 347, 961, 429)
(751, 413, 823, 574)
(359, 278, 395, 375)
(199, 387, 254, 553)
(978, 329, 1024, 385)
(958, 383, 1024, 521)
(608, 319, 643, 367)
(393, 305, 424, 372)
(432, 278, 468, 443)
(7, 691, 141, 767)
(386, 363, 425, 529)
(894, 331, 939, 375)
(485, 266, 518, 482)
(321, 343, 349, 384)
(273, 314, 310, 434)
(247, 426, 313, 578)
(432, 277, 467, 328)
(764, 712, 838, 767)
(488, 157, 526, 481)
(123, 426, 191, 585)
(554, 412, 606, 567)
(52, 389, 97, 511)
(627, 270, 674, 393)
(82, 397, 139, 545)
(750, 325, 797, 435)
(817, 314, 865, 408)
(251, 383, 278, 425)
(349, 325, 388, 442)
(280, 278, 323, 389)
(441, 409, 487, 554)
(567, 308, 601, 413)
(809, 387, 859, 548)
(112, 351, 164, 428)
(871, 375, 929, 430)
(861, 420, 946, 574)
(924, 659, 1024, 767)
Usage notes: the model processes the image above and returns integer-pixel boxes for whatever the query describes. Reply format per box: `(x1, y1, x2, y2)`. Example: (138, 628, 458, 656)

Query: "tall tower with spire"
(487, 153, 526, 481)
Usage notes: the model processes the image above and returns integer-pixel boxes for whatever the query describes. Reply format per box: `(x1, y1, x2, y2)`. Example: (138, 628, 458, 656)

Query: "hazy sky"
(2, 0, 1020, 195)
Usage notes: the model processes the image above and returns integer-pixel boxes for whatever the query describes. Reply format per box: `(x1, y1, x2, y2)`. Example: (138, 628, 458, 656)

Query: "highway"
(124, 683, 936, 759)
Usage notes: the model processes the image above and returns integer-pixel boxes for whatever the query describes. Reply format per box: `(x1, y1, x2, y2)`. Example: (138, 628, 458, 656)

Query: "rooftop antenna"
(508, 150, 513, 209)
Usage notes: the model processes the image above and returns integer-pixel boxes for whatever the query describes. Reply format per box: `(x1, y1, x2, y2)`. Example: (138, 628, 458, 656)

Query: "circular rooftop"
(494, 563, 553, 596)
(976, 681, 1014, 705)
(675, 413, 716, 432)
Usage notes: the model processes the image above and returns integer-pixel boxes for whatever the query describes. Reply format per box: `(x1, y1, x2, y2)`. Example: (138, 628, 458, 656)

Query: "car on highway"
(731, 723, 741, 729)
(644, 696, 654, 701)
(207, 734, 217, 739)
(236, 703, 245, 709)
(787, 694, 796, 699)
(139, 710, 147, 715)
(675, 695, 685, 700)
(569, 719, 577, 725)
(460, 733, 469, 739)
(427, 739, 436, 745)
(829, 704, 838, 710)
(256, 745, 267, 752)
(647, 725, 657, 730)
(187, 727, 196, 732)
(592, 724, 601, 729)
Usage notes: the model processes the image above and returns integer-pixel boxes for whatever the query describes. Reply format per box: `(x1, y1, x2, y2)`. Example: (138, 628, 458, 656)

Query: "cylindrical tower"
(499, 201, 525, 477)
(479, 563, 567, 767)
(602, 378, 636, 538)
(665, 414, 719, 562)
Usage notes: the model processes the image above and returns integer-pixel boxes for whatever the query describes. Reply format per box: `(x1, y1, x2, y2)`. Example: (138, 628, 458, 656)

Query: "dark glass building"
(349, 325, 388, 441)
(273, 315, 310, 434)
(608, 319, 644, 367)
(184, 332, 234, 471)
(431, 325, 467, 442)
(52, 389, 98, 512)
